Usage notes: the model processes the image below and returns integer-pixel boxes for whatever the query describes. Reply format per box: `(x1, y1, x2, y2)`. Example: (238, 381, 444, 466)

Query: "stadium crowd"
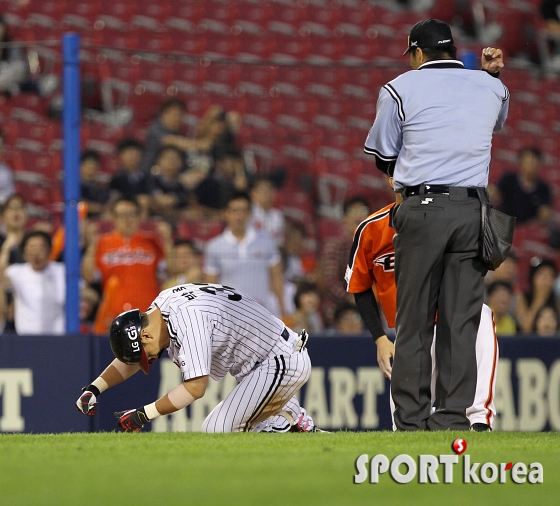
(1, 96, 560, 338)
(0, 0, 559, 337)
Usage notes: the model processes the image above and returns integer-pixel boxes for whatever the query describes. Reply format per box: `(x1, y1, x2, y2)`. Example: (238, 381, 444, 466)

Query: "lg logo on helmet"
(126, 326, 140, 352)
(126, 327, 137, 340)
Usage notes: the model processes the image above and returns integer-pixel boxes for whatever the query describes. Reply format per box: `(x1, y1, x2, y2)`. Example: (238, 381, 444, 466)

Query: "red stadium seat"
(136, 4, 173, 23)
(245, 98, 282, 120)
(277, 189, 314, 222)
(174, 2, 206, 24)
(280, 97, 320, 124)
(235, 34, 276, 60)
(176, 220, 224, 243)
(270, 3, 307, 27)
(14, 171, 56, 207)
(305, 6, 341, 30)
(274, 66, 312, 88)
(306, 35, 345, 62)
(28, 1, 67, 23)
(239, 65, 277, 89)
(309, 67, 348, 90)
(204, 64, 243, 87)
(133, 58, 175, 87)
(204, 35, 241, 59)
(338, 2, 377, 29)
(342, 36, 380, 62)
(202, 1, 239, 26)
(234, 4, 273, 29)
(270, 35, 312, 62)
(97, 0, 136, 25)
(317, 217, 345, 244)
(170, 33, 208, 55)
(137, 31, 174, 53)
(430, 0, 463, 23)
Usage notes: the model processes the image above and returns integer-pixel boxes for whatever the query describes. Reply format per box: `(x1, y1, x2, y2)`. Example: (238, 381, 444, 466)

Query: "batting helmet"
(109, 309, 150, 375)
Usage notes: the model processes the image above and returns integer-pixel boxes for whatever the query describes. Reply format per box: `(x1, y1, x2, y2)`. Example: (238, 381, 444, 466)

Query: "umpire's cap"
(109, 309, 150, 375)
(403, 19, 454, 55)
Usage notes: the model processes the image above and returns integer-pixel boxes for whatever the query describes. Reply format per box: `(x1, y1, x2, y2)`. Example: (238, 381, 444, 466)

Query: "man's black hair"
(80, 150, 101, 165)
(487, 280, 514, 298)
(214, 147, 241, 163)
(286, 220, 306, 237)
(529, 257, 557, 285)
(139, 312, 150, 330)
(21, 230, 52, 253)
(251, 175, 277, 190)
(2, 193, 25, 214)
(416, 45, 458, 61)
(117, 138, 143, 153)
(226, 191, 251, 208)
(174, 239, 201, 255)
(156, 145, 185, 163)
(518, 147, 542, 160)
(112, 197, 140, 212)
(159, 98, 186, 115)
(343, 196, 369, 216)
(293, 281, 319, 310)
(333, 303, 361, 323)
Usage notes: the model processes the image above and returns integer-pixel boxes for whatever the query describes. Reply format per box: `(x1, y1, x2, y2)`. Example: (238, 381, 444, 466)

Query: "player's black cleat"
(470, 423, 492, 432)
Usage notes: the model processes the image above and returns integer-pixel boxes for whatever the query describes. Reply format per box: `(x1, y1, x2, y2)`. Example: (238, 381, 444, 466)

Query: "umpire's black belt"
(404, 184, 479, 199)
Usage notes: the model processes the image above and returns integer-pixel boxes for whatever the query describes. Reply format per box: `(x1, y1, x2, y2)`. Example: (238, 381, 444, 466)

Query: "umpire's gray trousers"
(391, 186, 487, 431)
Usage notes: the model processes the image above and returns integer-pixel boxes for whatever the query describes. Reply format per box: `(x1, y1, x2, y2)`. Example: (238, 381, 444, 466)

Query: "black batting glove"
(76, 385, 100, 416)
(114, 407, 150, 433)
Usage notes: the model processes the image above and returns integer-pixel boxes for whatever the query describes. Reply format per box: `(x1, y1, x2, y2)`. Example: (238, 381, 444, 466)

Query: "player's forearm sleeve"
(168, 383, 196, 410)
(354, 290, 386, 341)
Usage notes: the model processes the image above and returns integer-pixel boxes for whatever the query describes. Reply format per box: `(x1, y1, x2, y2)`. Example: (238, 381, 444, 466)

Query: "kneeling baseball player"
(346, 177, 498, 432)
(76, 283, 321, 433)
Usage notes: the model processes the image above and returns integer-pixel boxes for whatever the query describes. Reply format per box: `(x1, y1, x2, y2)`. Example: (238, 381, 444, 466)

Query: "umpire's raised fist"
(76, 388, 98, 416)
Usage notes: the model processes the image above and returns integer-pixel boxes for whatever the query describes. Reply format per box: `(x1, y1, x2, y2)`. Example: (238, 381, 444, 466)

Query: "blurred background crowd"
(0, 0, 560, 337)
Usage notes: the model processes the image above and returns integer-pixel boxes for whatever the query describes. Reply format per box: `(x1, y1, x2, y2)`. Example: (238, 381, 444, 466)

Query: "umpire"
(364, 19, 509, 431)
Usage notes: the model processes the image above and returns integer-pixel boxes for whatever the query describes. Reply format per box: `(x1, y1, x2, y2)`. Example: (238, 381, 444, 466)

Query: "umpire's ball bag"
(480, 201, 516, 271)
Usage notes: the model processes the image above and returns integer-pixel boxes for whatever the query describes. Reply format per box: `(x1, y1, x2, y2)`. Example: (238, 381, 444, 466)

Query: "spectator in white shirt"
(2, 231, 65, 335)
(249, 176, 285, 246)
(204, 191, 285, 317)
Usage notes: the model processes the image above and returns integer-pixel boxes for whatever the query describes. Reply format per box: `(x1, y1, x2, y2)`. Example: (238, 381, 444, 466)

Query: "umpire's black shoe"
(470, 423, 492, 432)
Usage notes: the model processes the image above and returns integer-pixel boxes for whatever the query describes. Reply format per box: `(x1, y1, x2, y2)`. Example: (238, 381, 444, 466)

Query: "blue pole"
(63, 33, 81, 334)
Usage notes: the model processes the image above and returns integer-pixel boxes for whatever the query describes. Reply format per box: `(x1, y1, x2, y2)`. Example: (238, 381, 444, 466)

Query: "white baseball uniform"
(149, 283, 313, 432)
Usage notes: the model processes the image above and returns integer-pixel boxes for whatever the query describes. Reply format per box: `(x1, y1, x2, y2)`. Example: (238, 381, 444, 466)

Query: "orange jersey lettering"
(96, 231, 164, 316)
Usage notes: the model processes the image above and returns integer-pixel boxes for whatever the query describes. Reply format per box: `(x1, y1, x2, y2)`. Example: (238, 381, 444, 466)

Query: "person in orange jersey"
(345, 177, 498, 432)
(82, 198, 172, 334)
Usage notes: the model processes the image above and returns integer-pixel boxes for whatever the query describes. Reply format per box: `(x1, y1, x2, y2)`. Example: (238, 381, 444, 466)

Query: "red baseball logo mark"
(452, 438, 467, 455)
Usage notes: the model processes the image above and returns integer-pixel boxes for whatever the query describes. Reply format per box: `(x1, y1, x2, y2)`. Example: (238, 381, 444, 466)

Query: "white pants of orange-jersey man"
(201, 331, 315, 433)
(390, 303, 499, 430)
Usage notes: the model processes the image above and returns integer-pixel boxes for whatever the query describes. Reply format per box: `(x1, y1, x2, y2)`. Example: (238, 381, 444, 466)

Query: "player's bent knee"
(201, 416, 240, 433)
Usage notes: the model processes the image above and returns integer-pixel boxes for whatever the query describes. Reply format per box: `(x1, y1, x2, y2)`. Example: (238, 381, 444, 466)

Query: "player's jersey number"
(195, 284, 243, 302)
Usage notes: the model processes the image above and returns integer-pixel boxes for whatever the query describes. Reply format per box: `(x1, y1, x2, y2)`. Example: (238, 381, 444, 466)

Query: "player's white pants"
(391, 304, 499, 429)
(465, 304, 499, 427)
(201, 336, 312, 433)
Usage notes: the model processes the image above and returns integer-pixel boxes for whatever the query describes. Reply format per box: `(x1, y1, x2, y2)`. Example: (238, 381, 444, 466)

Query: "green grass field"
(0, 432, 558, 506)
